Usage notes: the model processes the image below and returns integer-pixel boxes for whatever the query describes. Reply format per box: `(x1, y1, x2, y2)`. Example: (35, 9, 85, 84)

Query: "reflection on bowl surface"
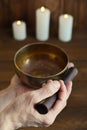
(17, 52, 65, 78)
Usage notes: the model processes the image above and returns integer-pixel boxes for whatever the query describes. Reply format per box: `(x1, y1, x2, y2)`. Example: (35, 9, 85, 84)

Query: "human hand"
(0, 74, 32, 112)
(0, 78, 72, 130)
(0, 62, 74, 112)
(10, 74, 31, 97)
(10, 62, 74, 97)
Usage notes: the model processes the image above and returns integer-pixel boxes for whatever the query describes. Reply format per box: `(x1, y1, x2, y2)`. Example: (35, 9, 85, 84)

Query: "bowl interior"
(14, 43, 68, 78)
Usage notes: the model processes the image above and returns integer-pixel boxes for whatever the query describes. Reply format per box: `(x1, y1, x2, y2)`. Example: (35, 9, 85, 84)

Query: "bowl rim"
(14, 42, 69, 79)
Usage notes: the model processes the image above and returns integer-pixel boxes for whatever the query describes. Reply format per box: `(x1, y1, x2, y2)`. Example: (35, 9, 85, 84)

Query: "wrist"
(0, 86, 16, 112)
(0, 109, 14, 130)
(0, 106, 22, 130)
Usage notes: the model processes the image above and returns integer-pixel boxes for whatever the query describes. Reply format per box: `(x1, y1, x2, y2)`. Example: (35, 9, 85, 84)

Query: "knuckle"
(46, 81, 59, 94)
(46, 86, 54, 95)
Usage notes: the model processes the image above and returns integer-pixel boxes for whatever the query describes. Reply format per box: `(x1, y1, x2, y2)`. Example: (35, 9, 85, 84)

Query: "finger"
(65, 81, 72, 99)
(32, 80, 60, 104)
(68, 62, 74, 68)
(47, 97, 66, 118)
(58, 80, 67, 100)
(47, 80, 67, 117)
(48, 81, 72, 117)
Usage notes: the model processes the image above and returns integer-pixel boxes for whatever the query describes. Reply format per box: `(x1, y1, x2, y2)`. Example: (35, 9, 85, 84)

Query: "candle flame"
(16, 21, 22, 25)
(64, 14, 69, 19)
(41, 6, 45, 12)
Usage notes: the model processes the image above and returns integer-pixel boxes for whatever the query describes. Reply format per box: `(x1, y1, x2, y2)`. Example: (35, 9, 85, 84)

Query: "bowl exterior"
(14, 42, 69, 89)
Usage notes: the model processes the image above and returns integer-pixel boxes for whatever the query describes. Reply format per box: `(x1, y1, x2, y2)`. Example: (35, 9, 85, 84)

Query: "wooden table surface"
(0, 29, 87, 130)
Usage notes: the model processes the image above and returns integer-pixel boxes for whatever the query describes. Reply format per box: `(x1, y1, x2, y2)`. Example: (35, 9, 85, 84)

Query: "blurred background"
(0, 1, 87, 130)
(0, 0, 87, 36)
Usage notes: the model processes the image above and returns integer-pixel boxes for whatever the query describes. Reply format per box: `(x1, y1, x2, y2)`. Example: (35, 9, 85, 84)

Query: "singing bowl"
(14, 42, 69, 88)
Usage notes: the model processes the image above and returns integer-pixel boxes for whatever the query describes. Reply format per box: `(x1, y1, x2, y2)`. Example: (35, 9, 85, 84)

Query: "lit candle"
(12, 20, 27, 41)
(58, 14, 73, 42)
(36, 6, 51, 41)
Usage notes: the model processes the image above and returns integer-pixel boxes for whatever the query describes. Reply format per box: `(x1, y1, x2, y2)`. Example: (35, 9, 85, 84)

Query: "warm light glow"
(16, 20, 22, 25)
(25, 59, 30, 65)
(64, 14, 69, 19)
(41, 6, 45, 12)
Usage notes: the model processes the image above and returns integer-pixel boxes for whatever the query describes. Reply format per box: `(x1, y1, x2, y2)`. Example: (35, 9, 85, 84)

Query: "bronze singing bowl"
(14, 42, 69, 89)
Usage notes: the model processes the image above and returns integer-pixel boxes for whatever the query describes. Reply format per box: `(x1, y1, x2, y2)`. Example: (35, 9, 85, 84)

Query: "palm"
(10, 75, 32, 97)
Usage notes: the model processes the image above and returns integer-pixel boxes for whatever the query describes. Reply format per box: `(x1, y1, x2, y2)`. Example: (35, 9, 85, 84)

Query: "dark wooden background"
(0, 0, 87, 36)
(0, 1, 87, 130)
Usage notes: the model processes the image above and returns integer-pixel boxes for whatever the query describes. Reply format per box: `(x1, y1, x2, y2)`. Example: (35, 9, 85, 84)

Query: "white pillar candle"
(36, 6, 51, 41)
(12, 20, 27, 41)
(58, 14, 73, 42)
